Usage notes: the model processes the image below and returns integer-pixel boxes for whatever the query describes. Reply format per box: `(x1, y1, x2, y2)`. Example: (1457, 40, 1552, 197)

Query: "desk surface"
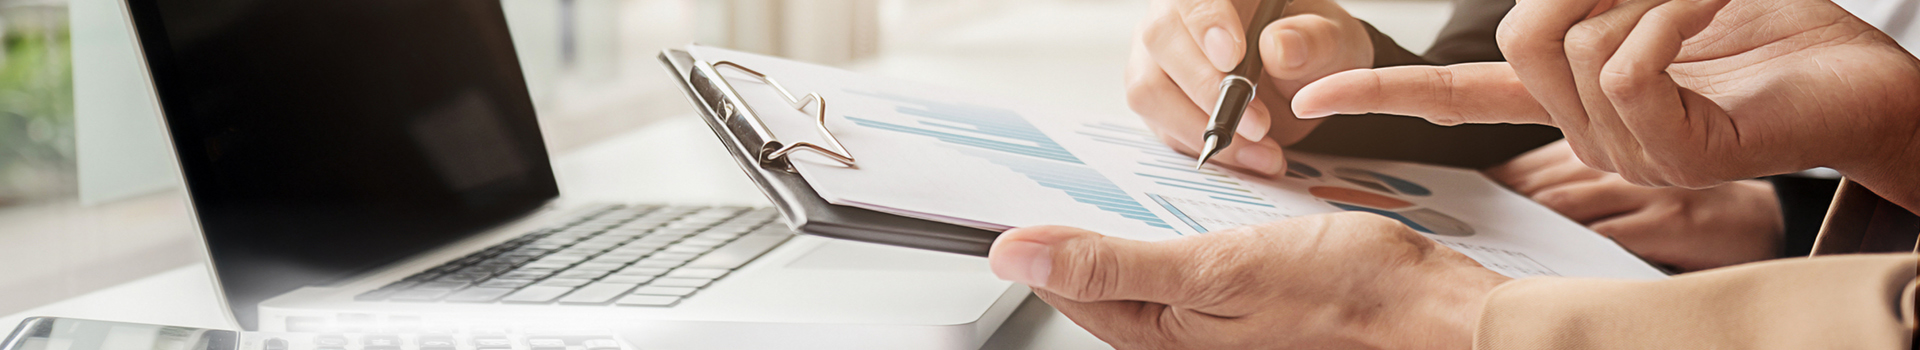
(0, 117, 1110, 350)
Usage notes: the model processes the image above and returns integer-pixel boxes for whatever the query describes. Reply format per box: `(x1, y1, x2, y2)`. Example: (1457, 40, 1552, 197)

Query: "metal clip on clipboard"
(659, 48, 1000, 257)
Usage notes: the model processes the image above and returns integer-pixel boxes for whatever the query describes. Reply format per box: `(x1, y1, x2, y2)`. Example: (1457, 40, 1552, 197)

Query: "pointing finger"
(1291, 63, 1553, 125)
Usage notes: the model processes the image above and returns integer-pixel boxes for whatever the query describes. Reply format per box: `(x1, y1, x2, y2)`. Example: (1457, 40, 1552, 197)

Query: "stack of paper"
(690, 46, 1666, 280)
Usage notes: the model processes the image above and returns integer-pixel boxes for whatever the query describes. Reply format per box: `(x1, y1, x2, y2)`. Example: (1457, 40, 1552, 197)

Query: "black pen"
(1196, 0, 1292, 169)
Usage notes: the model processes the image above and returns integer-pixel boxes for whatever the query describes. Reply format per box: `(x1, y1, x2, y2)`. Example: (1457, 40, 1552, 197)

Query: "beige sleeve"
(1477, 253, 1919, 349)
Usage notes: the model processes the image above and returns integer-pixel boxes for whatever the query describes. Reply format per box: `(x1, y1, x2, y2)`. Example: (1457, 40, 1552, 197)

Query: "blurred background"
(0, 0, 1450, 316)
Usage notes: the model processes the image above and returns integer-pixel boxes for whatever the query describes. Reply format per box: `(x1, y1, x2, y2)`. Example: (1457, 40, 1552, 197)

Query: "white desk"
(0, 117, 1110, 350)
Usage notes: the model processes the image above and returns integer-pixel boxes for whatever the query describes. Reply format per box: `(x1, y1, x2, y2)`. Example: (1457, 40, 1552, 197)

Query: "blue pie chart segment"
(1286, 159, 1321, 178)
(1367, 170, 1431, 196)
(1327, 202, 1434, 233)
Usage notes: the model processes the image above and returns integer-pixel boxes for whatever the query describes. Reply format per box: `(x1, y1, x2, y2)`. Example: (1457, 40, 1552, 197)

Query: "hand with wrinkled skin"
(1489, 141, 1782, 272)
(988, 212, 1507, 350)
(1126, 0, 1376, 176)
(1290, 0, 1920, 208)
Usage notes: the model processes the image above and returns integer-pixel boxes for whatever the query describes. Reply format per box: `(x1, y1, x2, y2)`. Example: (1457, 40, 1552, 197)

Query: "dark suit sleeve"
(1292, 0, 1554, 169)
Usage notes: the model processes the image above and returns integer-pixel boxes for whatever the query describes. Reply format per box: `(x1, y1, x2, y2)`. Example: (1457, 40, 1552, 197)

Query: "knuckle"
(1530, 188, 1576, 210)
(1059, 239, 1123, 301)
(1124, 80, 1161, 114)
(1174, 243, 1255, 308)
(1141, 12, 1184, 48)
(1562, 36, 1609, 69)
(1425, 68, 1470, 125)
(1181, 2, 1234, 25)
(1597, 65, 1648, 99)
(1494, 23, 1549, 60)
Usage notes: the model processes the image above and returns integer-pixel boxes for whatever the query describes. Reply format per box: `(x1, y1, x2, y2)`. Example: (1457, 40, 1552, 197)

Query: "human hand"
(988, 212, 1509, 349)
(1489, 141, 1782, 272)
(1126, 0, 1377, 175)
(1290, 0, 1920, 189)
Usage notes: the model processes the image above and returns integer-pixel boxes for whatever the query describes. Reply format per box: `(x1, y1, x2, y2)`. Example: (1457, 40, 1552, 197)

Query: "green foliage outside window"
(0, 8, 76, 206)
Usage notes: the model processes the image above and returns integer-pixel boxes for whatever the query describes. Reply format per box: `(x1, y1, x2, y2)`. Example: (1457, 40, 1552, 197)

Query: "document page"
(690, 46, 1667, 280)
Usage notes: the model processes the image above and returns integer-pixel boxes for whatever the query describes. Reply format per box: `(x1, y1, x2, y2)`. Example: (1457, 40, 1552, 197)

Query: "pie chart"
(1284, 159, 1322, 179)
(1333, 168, 1432, 196)
(1309, 185, 1473, 237)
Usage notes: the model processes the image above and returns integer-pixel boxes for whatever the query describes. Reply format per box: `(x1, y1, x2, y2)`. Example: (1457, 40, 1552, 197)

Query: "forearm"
(1476, 254, 1919, 349)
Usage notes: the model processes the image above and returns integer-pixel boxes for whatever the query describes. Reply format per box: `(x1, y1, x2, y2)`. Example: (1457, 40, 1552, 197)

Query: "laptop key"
(362, 335, 402, 350)
(683, 232, 789, 269)
(598, 275, 655, 284)
(676, 238, 728, 247)
(649, 277, 713, 288)
(665, 268, 729, 279)
(536, 279, 593, 287)
(313, 335, 349, 347)
(630, 260, 682, 268)
(416, 335, 457, 350)
(443, 287, 516, 303)
(552, 270, 611, 280)
(613, 267, 669, 277)
(582, 339, 623, 350)
(473, 338, 513, 350)
(558, 282, 640, 305)
(412, 281, 470, 290)
(630, 286, 697, 296)
(527, 338, 567, 350)
(615, 295, 681, 307)
(477, 279, 536, 288)
(501, 286, 576, 303)
(569, 262, 625, 271)
(496, 271, 550, 280)
(388, 288, 453, 301)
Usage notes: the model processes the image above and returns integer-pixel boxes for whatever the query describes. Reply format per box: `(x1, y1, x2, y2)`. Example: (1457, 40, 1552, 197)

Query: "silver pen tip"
(1195, 134, 1222, 170)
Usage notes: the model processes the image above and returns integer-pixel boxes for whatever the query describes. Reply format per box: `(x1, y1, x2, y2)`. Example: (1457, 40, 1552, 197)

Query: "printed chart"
(843, 91, 1174, 230)
(1288, 160, 1476, 237)
(1070, 122, 1296, 233)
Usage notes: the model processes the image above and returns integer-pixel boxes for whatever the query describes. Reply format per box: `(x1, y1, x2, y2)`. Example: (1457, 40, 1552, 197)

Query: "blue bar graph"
(846, 91, 1172, 230)
(1076, 122, 1277, 208)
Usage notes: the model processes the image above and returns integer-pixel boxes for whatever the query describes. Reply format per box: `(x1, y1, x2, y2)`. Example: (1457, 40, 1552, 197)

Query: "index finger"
(1290, 63, 1553, 125)
(1497, 0, 1615, 128)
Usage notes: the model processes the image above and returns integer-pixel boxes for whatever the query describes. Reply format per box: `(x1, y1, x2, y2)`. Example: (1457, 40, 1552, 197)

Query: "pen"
(1195, 0, 1293, 169)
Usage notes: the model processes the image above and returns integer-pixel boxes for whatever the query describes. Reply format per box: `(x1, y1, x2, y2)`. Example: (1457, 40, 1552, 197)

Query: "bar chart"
(1070, 122, 1295, 233)
(843, 91, 1173, 231)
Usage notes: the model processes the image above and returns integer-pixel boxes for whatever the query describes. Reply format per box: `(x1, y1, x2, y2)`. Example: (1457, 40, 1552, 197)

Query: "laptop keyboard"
(353, 205, 791, 307)
(248, 326, 636, 350)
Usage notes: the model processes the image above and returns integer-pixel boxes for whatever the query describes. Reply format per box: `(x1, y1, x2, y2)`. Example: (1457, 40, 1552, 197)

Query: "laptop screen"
(124, 0, 559, 329)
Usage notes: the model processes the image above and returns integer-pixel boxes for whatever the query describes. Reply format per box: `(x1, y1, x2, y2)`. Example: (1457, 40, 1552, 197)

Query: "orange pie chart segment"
(1308, 186, 1413, 210)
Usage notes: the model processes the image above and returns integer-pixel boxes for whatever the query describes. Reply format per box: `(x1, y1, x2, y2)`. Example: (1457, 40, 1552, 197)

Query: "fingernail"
(1237, 108, 1267, 142)
(1203, 27, 1238, 72)
(991, 241, 1052, 288)
(1278, 30, 1307, 69)
(1295, 109, 1335, 119)
(1235, 145, 1282, 175)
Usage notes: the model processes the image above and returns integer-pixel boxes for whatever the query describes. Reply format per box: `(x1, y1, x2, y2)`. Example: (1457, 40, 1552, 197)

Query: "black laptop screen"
(124, 0, 559, 328)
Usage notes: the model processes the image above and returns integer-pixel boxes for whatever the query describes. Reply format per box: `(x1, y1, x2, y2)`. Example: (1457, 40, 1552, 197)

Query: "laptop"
(116, 0, 1027, 348)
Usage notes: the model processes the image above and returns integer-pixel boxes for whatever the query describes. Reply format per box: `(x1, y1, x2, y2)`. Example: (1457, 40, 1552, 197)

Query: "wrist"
(1831, 79, 1920, 212)
(1363, 263, 1509, 350)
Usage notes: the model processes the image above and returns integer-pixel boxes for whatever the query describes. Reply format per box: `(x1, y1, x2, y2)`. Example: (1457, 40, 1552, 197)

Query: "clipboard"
(658, 48, 1001, 257)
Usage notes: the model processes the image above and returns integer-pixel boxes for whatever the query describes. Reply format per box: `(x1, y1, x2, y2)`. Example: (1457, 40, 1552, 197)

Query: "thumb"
(1290, 62, 1555, 126)
(989, 225, 1208, 305)
(1175, 0, 1251, 72)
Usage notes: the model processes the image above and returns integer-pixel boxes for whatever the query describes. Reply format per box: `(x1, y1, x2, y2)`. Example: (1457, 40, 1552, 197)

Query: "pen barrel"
(1205, 75, 1257, 142)
(1233, 0, 1291, 78)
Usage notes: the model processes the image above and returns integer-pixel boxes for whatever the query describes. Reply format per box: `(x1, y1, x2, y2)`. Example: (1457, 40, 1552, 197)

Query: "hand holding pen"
(1123, 0, 1379, 175)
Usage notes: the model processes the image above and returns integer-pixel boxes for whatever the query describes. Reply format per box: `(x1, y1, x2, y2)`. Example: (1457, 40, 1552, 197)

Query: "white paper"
(689, 46, 1667, 280)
